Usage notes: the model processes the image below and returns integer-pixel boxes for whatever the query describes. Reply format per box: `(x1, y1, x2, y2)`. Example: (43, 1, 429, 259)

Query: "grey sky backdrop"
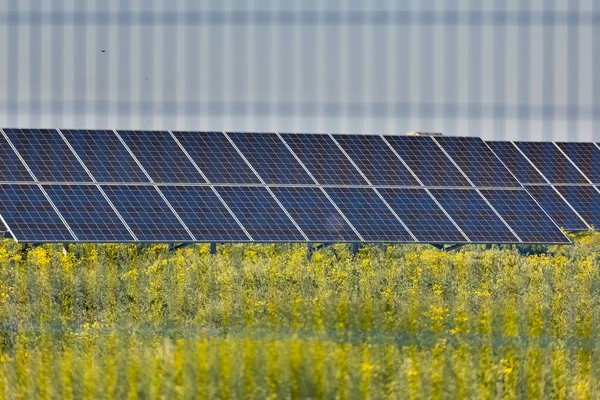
(0, 1, 598, 141)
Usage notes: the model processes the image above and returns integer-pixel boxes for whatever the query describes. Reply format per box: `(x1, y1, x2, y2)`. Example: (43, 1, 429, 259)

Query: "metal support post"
(210, 242, 217, 255)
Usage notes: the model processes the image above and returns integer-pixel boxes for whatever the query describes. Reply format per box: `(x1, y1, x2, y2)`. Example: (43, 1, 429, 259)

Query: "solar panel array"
(0, 129, 571, 245)
(487, 141, 600, 231)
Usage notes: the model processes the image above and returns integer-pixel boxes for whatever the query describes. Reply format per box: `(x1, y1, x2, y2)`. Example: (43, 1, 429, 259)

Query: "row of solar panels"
(0, 128, 588, 245)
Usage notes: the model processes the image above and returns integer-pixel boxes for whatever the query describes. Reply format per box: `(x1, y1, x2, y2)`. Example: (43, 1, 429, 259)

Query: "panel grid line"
(275, 132, 365, 242)
(380, 135, 471, 242)
(431, 136, 522, 243)
(0, 213, 16, 242)
(222, 132, 309, 242)
(57, 129, 138, 241)
(552, 142, 596, 185)
(0, 128, 78, 242)
(168, 130, 254, 241)
(112, 129, 196, 241)
(329, 133, 418, 243)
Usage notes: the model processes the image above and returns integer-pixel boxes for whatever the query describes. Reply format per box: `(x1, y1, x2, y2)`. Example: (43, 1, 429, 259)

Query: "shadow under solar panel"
(270, 186, 360, 242)
(429, 188, 519, 243)
(0, 184, 75, 242)
(44, 184, 135, 242)
(479, 189, 569, 244)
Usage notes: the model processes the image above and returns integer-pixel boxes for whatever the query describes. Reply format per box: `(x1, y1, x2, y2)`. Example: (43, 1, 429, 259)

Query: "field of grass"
(0, 234, 599, 399)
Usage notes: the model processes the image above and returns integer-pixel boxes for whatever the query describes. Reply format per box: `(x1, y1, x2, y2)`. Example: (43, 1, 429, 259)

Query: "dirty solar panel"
(0, 184, 74, 242)
(270, 186, 360, 242)
(44, 184, 135, 242)
(480, 189, 570, 244)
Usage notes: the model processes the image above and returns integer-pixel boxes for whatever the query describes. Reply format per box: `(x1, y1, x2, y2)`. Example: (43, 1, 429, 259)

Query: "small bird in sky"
(101, 49, 106, 53)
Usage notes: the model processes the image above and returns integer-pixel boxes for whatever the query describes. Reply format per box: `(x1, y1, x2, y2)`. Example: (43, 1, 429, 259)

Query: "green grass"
(0, 234, 599, 398)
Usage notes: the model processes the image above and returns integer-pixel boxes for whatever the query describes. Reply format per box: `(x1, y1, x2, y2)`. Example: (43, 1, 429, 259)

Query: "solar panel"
(117, 131, 205, 183)
(101, 185, 193, 242)
(523, 185, 589, 231)
(173, 131, 261, 184)
(332, 135, 420, 186)
(270, 186, 360, 242)
(61, 130, 149, 183)
(0, 133, 34, 182)
(435, 137, 521, 187)
(279, 134, 368, 185)
(227, 132, 314, 184)
(324, 187, 414, 242)
(554, 186, 600, 229)
(385, 136, 471, 187)
(0, 184, 74, 242)
(215, 186, 305, 242)
(160, 185, 249, 242)
(554, 142, 600, 184)
(515, 142, 588, 184)
(378, 188, 467, 243)
(429, 189, 518, 243)
(486, 141, 546, 184)
(3, 129, 92, 182)
(44, 184, 135, 242)
(479, 189, 569, 244)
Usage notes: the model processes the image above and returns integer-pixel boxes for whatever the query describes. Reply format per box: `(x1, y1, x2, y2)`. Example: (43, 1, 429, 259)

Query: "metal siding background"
(0, 1, 598, 141)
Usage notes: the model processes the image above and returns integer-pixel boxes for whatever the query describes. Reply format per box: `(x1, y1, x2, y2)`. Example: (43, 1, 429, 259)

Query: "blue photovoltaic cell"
(515, 142, 588, 184)
(385, 135, 471, 187)
(101, 185, 193, 242)
(436, 137, 521, 187)
(160, 186, 249, 242)
(279, 134, 368, 185)
(486, 141, 546, 184)
(173, 131, 260, 184)
(44, 184, 135, 242)
(429, 189, 518, 243)
(554, 186, 600, 229)
(555, 142, 600, 184)
(523, 185, 589, 231)
(215, 186, 305, 241)
(227, 132, 314, 184)
(0, 134, 33, 182)
(61, 130, 149, 183)
(270, 187, 359, 242)
(480, 189, 569, 244)
(0, 184, 74, 242)
(117, 131, 205, 183)
(324, 187, 414, 242)
(3, 129, 92, 182)
(378, 188, 467, 242)
(332, 135, 419, 186)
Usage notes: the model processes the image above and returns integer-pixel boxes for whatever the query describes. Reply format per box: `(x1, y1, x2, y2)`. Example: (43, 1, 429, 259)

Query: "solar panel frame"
(269, 186, 361, 242)
(323, 187, 415, 243)
(0, 183, 76, 242)
(515, 141, 589, 184)
(332, 134, 420, 186)
(523, 184, 589, 231)
(173, 131, 261, 184)
(160, 185, 250, 242)
(279, 133, 369, 185)
(479, 189, 570, 244)
(429, 188, 520, 243)
(435, 136, 522, 188)
(554, 142, 600, 184)
(485, 141, 547, 184)
(3, 128, 93, 182)
(61, 129, 150, 183)
(0, 130, 35, 182)
(214, 186, 306, 242)
(101, 184, 194, 242)
(116, 130, 206, 184)
(378, 188, 468, 243)
(384, 135, 472, 187)
(227, 132, 315, 185)
(44, 184, 136, 242)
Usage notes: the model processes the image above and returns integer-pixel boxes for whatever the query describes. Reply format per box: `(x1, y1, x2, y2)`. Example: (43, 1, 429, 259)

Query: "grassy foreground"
(0, 235, 599, 399)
